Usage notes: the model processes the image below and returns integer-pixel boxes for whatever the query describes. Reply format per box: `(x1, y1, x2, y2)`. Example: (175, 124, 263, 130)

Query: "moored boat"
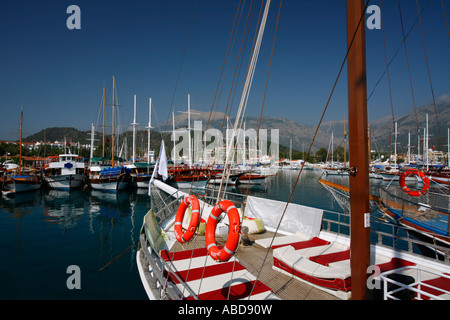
(2, 172, 42, 195)
(137, 0, 450, 301)
(2, 109, 42, 195)
(237, 172, 266, 185)
(43, 153, 86, 190)
(167, 166, 211, 189)
(126, 163, 153, 188)
(88, 165, 130, 192)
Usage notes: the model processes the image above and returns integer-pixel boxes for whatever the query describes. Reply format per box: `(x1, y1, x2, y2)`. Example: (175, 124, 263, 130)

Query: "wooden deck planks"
(170, 231, 339, 300)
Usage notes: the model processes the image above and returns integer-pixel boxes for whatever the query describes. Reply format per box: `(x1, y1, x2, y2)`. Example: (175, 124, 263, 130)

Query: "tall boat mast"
(102, 87, 106, 157)
(347, 0, 370, 300)
(132, 94, 138, 163)
(19, 109, 23, 175)
(111, 75, 116, 167)
(90, 123, 95, 162)
(147, 98, 152, 167)
(188, 93, 192, 166)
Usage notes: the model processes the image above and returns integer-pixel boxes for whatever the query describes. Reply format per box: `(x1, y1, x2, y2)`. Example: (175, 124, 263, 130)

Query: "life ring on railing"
(399, 169, 431, 197)
(205, 200, 241, 262)
(174, 195, 200, 243)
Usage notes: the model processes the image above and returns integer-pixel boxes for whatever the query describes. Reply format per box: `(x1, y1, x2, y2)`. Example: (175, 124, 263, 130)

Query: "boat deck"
(170, 230, 339, 300)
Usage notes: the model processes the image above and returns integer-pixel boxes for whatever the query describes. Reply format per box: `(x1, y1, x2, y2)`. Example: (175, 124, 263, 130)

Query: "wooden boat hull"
(208, 173, 242, 186)
(3, 177, 42, 193)
(238, 173, 266, 185)
(89, 177, 128, 192)
(44, 174, 85, 190)
(138, 179, 450, 300)
(130, 174, 151, 188)
(380, 204, 450, 259)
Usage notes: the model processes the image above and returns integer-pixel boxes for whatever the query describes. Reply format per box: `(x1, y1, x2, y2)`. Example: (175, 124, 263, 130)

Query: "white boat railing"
(380, 266, 450, 300)
(322, 208, 450, 265)
(139, 223, 200, 300)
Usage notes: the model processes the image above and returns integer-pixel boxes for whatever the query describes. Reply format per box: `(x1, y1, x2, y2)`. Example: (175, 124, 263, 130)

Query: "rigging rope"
(415, 0, 443, 151)
(205, 0, 243, 132)
(249, 0, 371, 299)
(442, 0, 450, 41)
(379, 0, 396, 136)
(397, 0, 420, 135)
(367, 0, 430, 102)
(217, 0, 270, 202)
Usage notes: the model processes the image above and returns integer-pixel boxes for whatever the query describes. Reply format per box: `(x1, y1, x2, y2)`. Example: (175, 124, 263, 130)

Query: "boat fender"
(174, 195, 200, 243)
(399, 169, 430, 197)
(205, 200, 241, 262)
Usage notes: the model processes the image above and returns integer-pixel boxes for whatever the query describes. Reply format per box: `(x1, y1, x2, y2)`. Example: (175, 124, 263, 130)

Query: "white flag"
(148, 160, 158, 196)
(158, 140, 168, 181)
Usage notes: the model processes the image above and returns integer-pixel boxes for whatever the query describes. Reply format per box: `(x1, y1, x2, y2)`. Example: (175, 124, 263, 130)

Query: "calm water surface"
(0, 169, 345, 300)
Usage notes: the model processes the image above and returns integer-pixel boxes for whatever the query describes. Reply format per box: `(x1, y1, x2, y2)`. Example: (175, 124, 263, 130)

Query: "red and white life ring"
(399, 169, 431, 197)
(174, 195, 200, 243)
(205, 200, 241, 262)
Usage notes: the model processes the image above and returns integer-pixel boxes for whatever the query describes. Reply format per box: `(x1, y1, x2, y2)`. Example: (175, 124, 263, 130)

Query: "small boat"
(320, 177, 450, 262)
(322, 167, 349, 176)
(167, 166, 210, 189)
(380, 168, 420, 182)
(2, 172, 42, 195)
(208, 172, 242, 186)
(43, 153, 86, 190)
(88, 76, 130, 192)
(237, 172, 266, 185)
(88, 165, 130, 192)
(2, 109, 42, 195)
(126, 163, 153, 188)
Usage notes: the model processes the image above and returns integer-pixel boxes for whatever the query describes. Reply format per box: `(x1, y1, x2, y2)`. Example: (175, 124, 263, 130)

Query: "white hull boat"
(137, 180, 450, 300)
(45, 174, 85, 190)
(88, 165, 130, 193)
(44, 154, 86, 190)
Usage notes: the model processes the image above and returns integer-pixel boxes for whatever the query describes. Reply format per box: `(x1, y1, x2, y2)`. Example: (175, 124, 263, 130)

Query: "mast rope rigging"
(367, 0, 430, 103)
(415, 0, 443, 151)
(379, 0, 396, 135)
(248, 0, 370, 299)
(242, 0, 282, 203)
(397, 0, 420, 136)
(165, 0, 199, 127)
(216, 0, 271, 201)
(205, 0, 243, 132)
(441, 0, 450, 41)
(219, 0, 257, 136)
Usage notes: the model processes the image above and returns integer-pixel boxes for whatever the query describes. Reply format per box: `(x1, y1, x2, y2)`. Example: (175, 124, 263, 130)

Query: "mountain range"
(22, 96, 450, 155)
(165, 96, 450, 153)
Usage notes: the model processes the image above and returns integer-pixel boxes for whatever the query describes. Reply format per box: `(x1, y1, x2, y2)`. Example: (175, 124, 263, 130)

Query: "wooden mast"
(19, 109, 23, 175)
(347, 0, 370, 300)
(344, 115, 347, 166)
(102, 86, 106, 157)
(112, 75, 116, 167)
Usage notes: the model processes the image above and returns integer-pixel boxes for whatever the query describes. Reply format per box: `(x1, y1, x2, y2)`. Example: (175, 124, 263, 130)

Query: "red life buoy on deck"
(205, 200, 241, 262)
(174, 195, 200, 243)
(399, 169, 431, 197)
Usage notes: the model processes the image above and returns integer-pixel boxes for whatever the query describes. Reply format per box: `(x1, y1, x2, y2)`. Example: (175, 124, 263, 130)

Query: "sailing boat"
(2, 109, 42, 196)
(166, 94, 211, 190)
(127, 96, 154, 188)
(136, 1, 450, 300)
(88, 76, 130, 192)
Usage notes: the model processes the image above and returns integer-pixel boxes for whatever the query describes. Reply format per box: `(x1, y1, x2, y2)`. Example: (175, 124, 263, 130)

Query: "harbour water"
(0, 169, 363, 300)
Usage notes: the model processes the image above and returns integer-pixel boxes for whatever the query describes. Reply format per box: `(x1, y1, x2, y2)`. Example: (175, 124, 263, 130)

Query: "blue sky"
(1, 0, 449, 141)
